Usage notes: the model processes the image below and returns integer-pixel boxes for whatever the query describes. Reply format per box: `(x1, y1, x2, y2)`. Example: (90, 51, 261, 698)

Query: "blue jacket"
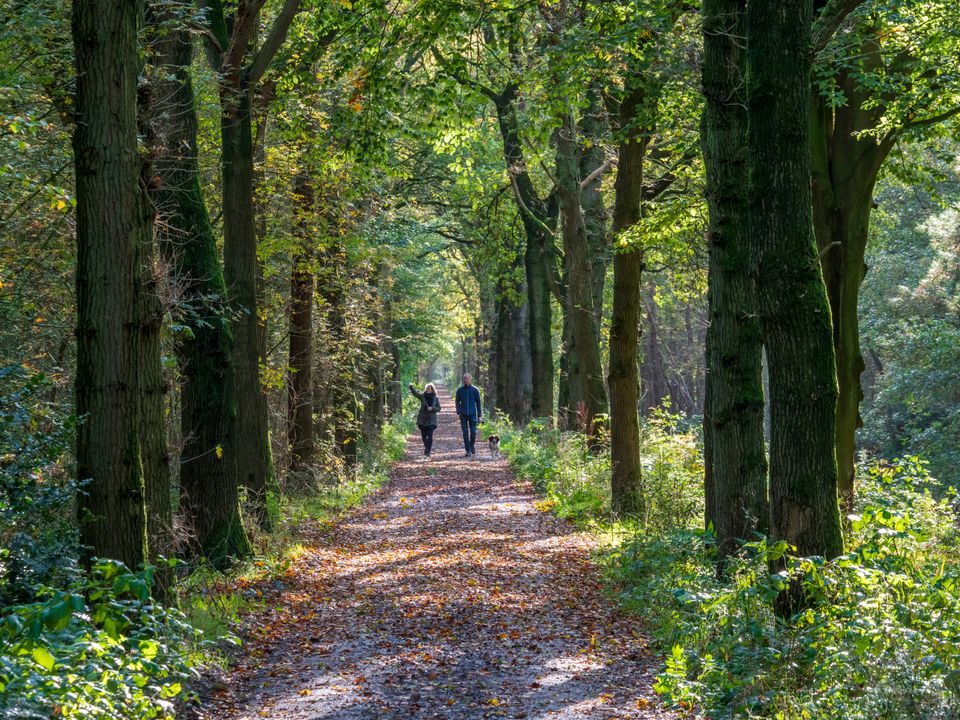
(455, 384, 482, 420)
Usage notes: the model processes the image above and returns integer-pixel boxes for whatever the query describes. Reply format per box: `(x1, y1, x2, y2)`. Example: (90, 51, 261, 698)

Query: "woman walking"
(409, 382, 441, 458)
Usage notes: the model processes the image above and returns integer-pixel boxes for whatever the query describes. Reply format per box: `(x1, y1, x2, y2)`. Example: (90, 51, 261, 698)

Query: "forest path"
(204, 386, 671, 719)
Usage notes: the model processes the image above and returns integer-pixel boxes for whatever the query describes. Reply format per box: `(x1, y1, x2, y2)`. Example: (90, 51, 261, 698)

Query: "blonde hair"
(424, 383, 437, 393)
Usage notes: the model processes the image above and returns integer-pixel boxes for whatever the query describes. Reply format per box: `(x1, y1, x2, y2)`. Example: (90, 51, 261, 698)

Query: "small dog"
(487, 435, 501, 461)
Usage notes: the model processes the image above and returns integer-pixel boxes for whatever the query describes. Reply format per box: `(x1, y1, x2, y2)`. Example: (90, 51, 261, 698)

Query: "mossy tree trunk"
(556, 110, 608, 436)
(200, 0, 300, 531)
(494, 87, 554, 421)
(135, 37, 173, 590)
(701, 0, 767, 567)
(747, 0, 843, 610)
(151, 16, 250, 568)
(810, 62, 894, 514)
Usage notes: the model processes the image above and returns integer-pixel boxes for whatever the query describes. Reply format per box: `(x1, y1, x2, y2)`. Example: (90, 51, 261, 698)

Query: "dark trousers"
(418, 425, 435, 455)
(459, 415, 477, 454)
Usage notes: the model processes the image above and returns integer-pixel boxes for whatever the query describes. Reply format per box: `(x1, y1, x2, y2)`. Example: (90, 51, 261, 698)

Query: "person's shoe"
(464, 451, 471, 457)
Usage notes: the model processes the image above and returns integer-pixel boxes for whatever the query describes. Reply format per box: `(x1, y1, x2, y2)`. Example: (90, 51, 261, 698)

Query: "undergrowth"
(0, 364, 412, 717)
(495, 413, 960, 719)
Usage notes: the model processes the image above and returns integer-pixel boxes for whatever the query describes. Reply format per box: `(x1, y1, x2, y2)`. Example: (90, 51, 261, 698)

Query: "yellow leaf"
(215, 445, 223, 460)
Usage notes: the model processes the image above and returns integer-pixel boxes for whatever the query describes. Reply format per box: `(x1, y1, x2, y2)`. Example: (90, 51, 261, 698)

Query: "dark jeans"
(418, 425, 435, 455)
(459, 415, 477, 454)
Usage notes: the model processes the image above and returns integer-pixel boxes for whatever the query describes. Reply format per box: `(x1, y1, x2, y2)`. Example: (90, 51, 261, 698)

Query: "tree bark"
(288, 173, 315, 472)
(150, 9, 249, 569)
(747, 0, 843, 606)
(810, 63, 893, 513)
(607, 81, 648, 515)
(135, 49, 173, 588)
(556, 110, 608, 435)
(494, 89, 554, 420)
(73, 0, 149, 569)
(701, 0, 768, 566)
(221, 86, 275, 528)
(493, 278, 534, 424)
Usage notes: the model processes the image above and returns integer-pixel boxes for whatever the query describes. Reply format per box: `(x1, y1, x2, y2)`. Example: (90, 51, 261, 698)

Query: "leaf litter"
(198, 387, 674, 720)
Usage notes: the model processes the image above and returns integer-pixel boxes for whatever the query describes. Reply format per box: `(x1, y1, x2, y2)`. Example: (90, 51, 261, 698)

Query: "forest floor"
(200, 386, 672, 719)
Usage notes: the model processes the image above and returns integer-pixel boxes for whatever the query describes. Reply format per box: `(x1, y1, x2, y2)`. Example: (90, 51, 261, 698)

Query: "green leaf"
(31, 646, 56, 671)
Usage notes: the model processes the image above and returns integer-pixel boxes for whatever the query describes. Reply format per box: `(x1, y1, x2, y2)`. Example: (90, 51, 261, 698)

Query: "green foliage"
(860, 154, 960, 487)
(492, 408, 703, 528)
(0, 560, 205, 719)
(607, 457, 960, 719)
(0, 365, 79, 605)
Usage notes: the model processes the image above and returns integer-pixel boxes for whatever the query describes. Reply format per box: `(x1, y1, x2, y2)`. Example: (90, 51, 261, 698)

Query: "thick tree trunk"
(150, 14, 248, 569)
(579, 89, 609, 319)
(221, 89, 274, 529)
(495, 90, 553, 419)
(288, 174, 315, 472)
(810, 67, 892, 513)
(317, 243, 359, 465)
(73, 0, 149, 569)
(701, 0, 767, 566)
(747, 0, 843, 606)
(556, 111, 608, 435)
(607, 81, 647, 514)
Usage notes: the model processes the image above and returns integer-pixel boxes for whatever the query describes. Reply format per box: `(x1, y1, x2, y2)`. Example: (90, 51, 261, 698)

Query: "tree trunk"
(317, 242, 358, 465)
(701, 0, 767, 566)
(810, 65, 892, 514)
(493, 281, 533, 424)
(135, 51, 173, 589)
(640, 293, 670, 413)
(150, 10, 248, 569)
(556, 110, 608, 435)
(579, 87, 609, 319)
(607, 80, 647, 514)
(495, 89, 553, 419)
(221, 88, 274, 529)
(288, 174, 315, 473)
(747, 0, 843, 607)
(73, 0, 149, 569)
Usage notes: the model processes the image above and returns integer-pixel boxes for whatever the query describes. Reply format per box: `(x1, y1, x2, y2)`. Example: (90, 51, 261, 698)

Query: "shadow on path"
(202, 386, 672, 719)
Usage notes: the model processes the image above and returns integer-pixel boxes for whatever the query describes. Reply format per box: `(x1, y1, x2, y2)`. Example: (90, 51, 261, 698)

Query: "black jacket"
(409, 385, 441, 427)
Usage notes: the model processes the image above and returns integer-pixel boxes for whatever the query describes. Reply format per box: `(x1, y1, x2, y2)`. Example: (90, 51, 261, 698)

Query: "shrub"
(610, 457, 960, 719)
(493, 408, 703, 529)
(0, 365, 80, 605)
(0, 560, 205, 719)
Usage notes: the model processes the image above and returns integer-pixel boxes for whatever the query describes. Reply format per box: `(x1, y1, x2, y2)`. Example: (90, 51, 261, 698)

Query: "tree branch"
(430, 45, 500, 103)
(247, 0, 303, 85)
(579, 155, 615, 190)
(812, 0, 867, 52)
(903, 105, 960, 131)
(222, 0, 265, 82)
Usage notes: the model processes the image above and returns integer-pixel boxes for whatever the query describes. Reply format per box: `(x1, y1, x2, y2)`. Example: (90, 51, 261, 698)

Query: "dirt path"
(204, 386, 671, 719)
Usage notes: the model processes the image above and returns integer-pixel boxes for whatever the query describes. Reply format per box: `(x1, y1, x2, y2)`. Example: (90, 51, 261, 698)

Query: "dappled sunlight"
(204, 387, 667, 719)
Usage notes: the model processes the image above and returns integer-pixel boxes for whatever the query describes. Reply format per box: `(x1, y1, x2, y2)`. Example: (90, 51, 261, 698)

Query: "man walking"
(455, 373, 482, 457)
